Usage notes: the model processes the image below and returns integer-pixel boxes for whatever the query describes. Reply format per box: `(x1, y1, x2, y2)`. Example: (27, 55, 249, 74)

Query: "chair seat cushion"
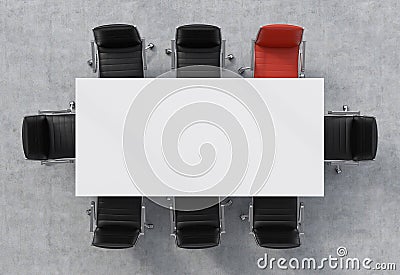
(176, 226, 220, 249)
(254, 46, 300, 78)
(324, 116, 353, 160)
(47, 115, 75, 159)
(253, 227, 300, 249)
(97, 45, 144, 78)
(92, 227, 140, 249)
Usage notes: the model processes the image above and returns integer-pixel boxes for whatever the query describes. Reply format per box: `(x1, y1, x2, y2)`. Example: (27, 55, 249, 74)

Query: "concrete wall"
(1, 0, 399, 274)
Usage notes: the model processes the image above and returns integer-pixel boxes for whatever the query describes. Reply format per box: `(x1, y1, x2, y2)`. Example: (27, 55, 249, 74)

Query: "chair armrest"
(38, 101, 75, 115)
(249, 202, 253, 232)
(298, 202, 304, 235)
(238, 39, 255, 75)
(170, 40, 176, 69)
(41, 158, 75, 165)
(165, 40, 175, 69)
(327, 105, 360, 116)
(325, 160, 360, 165)
(141, 205, 145, 233)
(221, 40, 234, 68)
(87, 201, 95, 233)
(142, 38, 155, 71)
(140, 203, 154, 233)
(299, 41, 306, 78)
(169, 205, 175, 236)
(87, 40, 97, 73)
(38, 109, 73, 115)
(220, 199, 232, 234)
(328, 111, 360, 115)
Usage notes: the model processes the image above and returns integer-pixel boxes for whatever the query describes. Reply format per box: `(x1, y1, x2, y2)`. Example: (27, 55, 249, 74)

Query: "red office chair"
(238, 24, 305, 78)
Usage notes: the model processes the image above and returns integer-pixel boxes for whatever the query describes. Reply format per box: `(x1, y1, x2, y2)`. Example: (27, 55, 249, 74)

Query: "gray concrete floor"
(1, 0, 400, 274)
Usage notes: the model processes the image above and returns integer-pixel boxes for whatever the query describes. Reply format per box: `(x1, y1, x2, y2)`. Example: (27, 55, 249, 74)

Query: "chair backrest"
(96, 197, 141, 230)
(93, 24, 144, 78)
(22, 114, 75, 160)
(254, 24, 303, 78)
(22, 115, 49, 160)
(175, 24, 222, 68)
(351, 116, 378, 161)
(253, 197, 297, 230)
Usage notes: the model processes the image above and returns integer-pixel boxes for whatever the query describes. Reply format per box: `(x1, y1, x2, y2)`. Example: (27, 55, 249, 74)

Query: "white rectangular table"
(76, 78, 324, 196)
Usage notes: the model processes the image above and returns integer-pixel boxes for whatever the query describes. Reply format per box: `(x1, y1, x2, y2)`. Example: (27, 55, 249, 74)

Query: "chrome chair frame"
(168, 197, 232, 245)
(240, 197, 305, 245)
(237, 39, 255, 76)
(86, 197, 154, 245)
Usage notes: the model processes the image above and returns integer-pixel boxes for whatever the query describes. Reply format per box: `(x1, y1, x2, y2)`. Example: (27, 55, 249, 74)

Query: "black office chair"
(325, 105, 378, 173)
(165, 24, 234, 77)
(169, 197, 232, 249)
(22, 101, 75, 165)
(87, 24, 154, 77)
(87, 197, 153, 249)
(241, 197, 304, 249)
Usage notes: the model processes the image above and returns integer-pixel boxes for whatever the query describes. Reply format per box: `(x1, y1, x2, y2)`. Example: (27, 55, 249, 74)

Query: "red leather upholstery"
(254, 24, 304, 78)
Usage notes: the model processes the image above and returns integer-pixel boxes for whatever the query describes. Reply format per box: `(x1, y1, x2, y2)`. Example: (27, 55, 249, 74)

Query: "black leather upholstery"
(93, 24, 144, 78)
(175, 202, 220, 249)
(252, 197, 300, 249)
(92, 197, 142, 249)
(324, 116, 354, 160)
(325, 116, 378, 161)
(47, 115, 75, 159)
(351, 116, 378, 160)
(22, 115, 49, 160)
(175, 24, 221, 69)
(22, 114, 75, 160)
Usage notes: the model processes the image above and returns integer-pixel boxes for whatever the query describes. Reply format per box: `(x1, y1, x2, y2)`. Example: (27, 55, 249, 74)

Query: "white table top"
(76, 78, 324, 196)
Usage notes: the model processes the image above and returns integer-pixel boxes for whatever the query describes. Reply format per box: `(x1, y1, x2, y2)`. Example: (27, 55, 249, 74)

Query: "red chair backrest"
(254, 24, 304, 78)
